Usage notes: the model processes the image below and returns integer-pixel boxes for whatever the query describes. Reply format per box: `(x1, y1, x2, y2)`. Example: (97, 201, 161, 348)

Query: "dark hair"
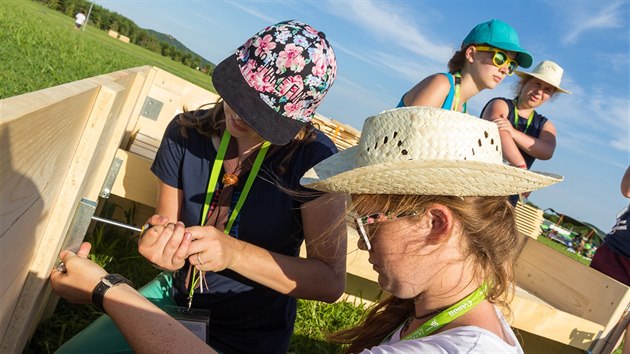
(447, 45, 473, 73)
(177, 99, 317, 176)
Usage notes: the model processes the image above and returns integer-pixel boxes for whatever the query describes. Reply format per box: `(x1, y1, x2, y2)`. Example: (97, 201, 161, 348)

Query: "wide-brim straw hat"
(515, 60, 571, 94)
(301, 106, 563, 196)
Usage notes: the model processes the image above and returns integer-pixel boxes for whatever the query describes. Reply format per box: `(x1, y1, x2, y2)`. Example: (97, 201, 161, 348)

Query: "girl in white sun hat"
(304, 106, 562, 353)
(481, 60, 571, 204)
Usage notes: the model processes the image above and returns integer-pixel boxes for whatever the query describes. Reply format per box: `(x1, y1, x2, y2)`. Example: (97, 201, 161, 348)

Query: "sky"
(91, 0, 629, 231)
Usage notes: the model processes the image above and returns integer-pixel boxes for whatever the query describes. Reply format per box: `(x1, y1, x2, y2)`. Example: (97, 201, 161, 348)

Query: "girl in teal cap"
(396, 19, 532, 113)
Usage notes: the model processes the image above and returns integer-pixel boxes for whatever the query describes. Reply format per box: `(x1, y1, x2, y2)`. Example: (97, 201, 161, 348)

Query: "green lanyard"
(398, 282, 487, 341)
(200, 130, 270, 233)
(451, 72, 467, 113)
(513, 98, 534, 134)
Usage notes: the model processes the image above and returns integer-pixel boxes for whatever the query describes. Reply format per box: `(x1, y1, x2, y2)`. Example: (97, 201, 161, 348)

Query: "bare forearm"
(512, 130, 555, 160)
(229, 243, 345, 302)
(104, 285, 215, 354)
(499, 131, 526, 167)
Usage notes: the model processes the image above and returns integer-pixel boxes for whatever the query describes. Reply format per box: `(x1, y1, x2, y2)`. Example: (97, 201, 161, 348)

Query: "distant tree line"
(34, 0, 214, 75)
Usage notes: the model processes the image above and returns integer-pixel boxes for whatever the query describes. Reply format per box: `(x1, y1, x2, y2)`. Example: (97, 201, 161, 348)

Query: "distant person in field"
(397, 19, 532, 113)
(481, 60, 571, 205)
(74, 10, 86, 30)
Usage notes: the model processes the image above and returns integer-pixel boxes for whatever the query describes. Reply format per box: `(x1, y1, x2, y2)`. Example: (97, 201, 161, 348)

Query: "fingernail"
(177, 221, 184, 227)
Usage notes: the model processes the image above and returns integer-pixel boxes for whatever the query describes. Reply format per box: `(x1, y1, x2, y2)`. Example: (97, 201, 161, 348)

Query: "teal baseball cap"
(462, 19, 533, 68)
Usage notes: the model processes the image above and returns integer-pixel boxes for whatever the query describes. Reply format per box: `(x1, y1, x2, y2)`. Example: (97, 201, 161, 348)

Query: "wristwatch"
(92, 274, 133, 313)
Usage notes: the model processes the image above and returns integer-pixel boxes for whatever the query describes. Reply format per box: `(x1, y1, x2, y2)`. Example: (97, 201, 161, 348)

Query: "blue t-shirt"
(480, 97, 549, 169)
(150, 114, 338, 354)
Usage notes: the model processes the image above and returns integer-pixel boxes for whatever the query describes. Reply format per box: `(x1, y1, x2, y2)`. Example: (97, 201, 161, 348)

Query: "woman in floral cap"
(56, 20, 346, 354)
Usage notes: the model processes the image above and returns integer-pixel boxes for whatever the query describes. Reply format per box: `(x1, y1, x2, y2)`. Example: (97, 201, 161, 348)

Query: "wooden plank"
(510, 287, 604, 350)
(515, 237, 630, 327)
(1, 82, 127, 354)
(110, 149, 158, 208)
(0, 86, 101, 349)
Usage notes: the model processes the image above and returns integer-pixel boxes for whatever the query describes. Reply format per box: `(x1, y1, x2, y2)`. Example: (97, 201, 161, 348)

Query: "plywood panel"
(1, 82, 127, 353)
(515, 237, 630, 326)
(0, 87, 100, 346)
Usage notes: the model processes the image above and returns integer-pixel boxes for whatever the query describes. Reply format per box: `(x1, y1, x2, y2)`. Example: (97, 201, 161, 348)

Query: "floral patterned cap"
(212, 20, 337, 145)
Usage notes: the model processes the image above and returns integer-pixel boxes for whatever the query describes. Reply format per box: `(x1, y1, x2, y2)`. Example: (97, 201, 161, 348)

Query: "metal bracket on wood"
(140, 96, 163, 120)
(100, 157, 123, 199)
(61, 198, 98, 252)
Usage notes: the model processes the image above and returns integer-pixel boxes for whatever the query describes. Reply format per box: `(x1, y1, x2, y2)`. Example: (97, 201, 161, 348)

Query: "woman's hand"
(185, 226, 245, 272)
(50, 242, 108, 304)
(491, 115, 517, 138)
(138, 215, 193, 271)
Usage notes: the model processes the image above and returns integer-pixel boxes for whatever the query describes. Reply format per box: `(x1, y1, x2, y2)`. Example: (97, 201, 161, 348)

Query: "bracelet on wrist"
(92, 274, 133, 313)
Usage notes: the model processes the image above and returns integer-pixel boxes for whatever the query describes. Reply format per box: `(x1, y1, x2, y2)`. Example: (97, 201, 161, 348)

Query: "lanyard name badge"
(172, 129, 270, 343)
(385, 283, 487, 342)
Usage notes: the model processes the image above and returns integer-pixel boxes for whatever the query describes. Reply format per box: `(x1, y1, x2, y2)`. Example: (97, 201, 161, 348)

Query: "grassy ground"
(0, 0, 214, 100)
(536, 235, 591, 266)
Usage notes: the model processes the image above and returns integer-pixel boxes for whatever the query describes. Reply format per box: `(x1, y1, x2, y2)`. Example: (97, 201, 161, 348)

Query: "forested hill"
(146, 29, 214, 69)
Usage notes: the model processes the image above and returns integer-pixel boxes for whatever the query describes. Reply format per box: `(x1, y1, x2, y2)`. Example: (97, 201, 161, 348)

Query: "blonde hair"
(328, 194, 523, 353)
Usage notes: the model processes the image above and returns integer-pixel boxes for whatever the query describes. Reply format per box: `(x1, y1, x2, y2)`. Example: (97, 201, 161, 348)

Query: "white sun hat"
(301, 106, 563, 196)
(515, 60, 571, 94)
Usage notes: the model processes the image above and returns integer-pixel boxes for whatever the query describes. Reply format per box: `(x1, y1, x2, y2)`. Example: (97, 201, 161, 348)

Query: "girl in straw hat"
(481, 60, 571, 204)
(55, 20, 347, 354)
(397, 19, 533, 112)
(306, 106, 562, 353)
(51, 107, 562, 354)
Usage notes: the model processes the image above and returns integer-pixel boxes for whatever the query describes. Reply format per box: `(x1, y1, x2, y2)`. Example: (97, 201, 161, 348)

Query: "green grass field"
(0, 0, 214, 100)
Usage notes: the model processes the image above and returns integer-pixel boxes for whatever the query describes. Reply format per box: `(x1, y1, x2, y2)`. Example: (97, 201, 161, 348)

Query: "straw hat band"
(301, 106, 563, 196)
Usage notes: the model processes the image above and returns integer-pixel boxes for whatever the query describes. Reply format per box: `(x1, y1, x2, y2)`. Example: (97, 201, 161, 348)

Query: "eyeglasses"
(475, 46, 518, 75)
(352, 211, 419, 251)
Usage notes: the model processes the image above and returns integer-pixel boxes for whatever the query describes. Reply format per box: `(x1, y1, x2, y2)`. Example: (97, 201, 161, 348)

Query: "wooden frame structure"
(1, 66, 627, 353)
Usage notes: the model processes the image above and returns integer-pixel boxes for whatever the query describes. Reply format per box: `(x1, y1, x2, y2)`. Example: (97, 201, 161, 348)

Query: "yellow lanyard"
(383, 283, 487, 343)
(451, 72, 467, 113)
(200, 130, 270, 233)
(513, 98, 534, 134)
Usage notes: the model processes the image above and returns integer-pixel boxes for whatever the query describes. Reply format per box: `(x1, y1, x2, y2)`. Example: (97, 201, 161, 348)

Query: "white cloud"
(228, 2, 278, 24)
(562, 2, 626, 44)
(323, 0, 453, 63)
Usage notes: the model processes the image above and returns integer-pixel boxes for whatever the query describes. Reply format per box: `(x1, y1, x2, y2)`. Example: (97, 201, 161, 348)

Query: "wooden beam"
(1, 82, 126, 353)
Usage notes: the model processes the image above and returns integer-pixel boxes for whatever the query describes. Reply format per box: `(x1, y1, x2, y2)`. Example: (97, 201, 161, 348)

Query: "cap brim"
(212, 54, 306, 145)
(301, 146, 563, 196)
(514, 71, 571, 94)
(487, 41, 533, 69)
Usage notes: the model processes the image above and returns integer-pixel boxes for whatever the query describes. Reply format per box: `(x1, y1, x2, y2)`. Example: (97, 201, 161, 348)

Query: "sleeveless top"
(397, 72, 467, 112)
(480, 97, 549, 169)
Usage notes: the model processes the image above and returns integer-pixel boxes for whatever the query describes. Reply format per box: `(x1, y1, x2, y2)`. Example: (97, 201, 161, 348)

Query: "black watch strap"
(92, 274, 133, 313)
